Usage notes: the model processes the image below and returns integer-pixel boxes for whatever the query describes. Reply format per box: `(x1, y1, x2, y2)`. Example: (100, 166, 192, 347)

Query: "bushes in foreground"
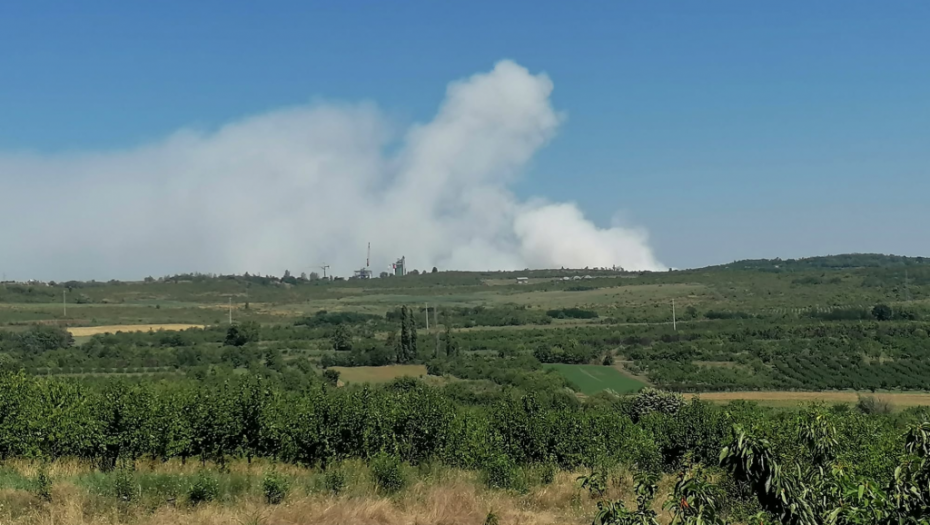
(0, 372, 656, 471)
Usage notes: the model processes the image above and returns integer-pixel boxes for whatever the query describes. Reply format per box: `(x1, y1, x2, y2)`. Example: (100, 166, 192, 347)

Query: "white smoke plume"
(0, 60, 663, 281)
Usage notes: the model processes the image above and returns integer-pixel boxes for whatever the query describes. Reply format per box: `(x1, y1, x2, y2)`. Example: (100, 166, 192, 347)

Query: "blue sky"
(1, 1, 928, 274)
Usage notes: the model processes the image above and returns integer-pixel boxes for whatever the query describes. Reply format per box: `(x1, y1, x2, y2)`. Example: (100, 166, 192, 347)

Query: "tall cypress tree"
(443, 316, 458, 358)
(408, 311, 418, 362)
(399, 306, 411, 363)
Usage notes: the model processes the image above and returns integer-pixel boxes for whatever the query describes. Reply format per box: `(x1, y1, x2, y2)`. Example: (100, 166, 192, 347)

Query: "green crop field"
(545, 363, 646, 395)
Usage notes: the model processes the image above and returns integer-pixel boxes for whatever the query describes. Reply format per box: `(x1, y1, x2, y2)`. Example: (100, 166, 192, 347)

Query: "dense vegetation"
(4, 254, 930, 522)
(3, 372, 930, 523)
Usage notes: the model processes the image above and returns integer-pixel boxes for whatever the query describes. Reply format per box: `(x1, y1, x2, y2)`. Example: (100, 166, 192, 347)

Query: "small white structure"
(516, 277, 529, 284)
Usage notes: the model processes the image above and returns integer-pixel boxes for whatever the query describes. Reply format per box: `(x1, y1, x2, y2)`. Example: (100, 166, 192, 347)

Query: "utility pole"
(63, 289, 67, 317)
(228, 297, 232, 324)
(672, 299, 677, 331)
(425, 303, 429, 332)
(434, 307, 440, 357)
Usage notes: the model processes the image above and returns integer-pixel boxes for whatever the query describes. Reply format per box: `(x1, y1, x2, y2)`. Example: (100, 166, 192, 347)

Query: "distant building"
(393, 256, 406, 277)
(516, 277, 529, 284)
(352, 268, 373, 279)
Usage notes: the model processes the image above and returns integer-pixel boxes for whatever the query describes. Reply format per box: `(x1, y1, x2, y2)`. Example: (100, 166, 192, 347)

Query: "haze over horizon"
(1, 2, 928, 281)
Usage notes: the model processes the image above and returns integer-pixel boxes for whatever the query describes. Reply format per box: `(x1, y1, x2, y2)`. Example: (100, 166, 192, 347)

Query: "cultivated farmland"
(544, 363, 646, 395)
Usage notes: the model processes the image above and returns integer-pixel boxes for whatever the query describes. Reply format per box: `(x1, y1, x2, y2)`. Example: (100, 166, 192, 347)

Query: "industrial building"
(393, 256, 406, 277)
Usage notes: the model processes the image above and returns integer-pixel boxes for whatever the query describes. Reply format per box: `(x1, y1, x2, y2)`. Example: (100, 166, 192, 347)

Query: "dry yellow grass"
(0, 460, 678, 525)
(331, 364, 429, 384)
(686, 391, 930, 407)
(66, 324, 204, 336)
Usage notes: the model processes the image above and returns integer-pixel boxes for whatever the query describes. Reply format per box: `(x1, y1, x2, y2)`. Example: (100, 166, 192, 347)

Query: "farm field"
(685, 390, 930, 408)
(544, 363, 646, 395)
(3, 254, 930, 395)
(4, 255, 930, 523)
(66, 323, 204, 336)
(330, 364, 428, 384)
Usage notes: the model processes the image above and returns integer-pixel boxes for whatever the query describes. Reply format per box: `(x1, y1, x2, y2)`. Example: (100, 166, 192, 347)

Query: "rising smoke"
(0, 61, 663, 280)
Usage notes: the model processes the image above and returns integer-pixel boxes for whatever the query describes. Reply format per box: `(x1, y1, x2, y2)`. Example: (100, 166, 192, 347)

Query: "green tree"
(331, 324, 353, 352)
(442, 314, 458, 358)
(872, 303, 893, 321)
(322, 369, 340, 386)
(398, 306, 418, 363)
(224, 321, 260, 347)
(264, 348, 285, 372)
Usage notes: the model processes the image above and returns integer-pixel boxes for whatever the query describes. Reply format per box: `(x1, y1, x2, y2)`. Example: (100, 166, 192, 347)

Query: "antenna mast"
(367, 242, 371, 269)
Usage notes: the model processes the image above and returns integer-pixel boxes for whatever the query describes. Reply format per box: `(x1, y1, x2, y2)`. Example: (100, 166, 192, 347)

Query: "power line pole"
(228, 297, 232, 324)
(63, 289, 67, 317)
(672, 299, 677, 331)
(434, 307, 440, 357)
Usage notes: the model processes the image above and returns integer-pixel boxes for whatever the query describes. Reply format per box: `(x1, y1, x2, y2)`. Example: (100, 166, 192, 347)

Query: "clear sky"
(1, 1, 928, 278)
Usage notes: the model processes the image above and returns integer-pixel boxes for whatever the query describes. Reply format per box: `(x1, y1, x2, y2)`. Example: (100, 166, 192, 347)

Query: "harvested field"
(66, 323, 204, 336)
(686, 391, 930, 408)
(331, 364, 429, 384)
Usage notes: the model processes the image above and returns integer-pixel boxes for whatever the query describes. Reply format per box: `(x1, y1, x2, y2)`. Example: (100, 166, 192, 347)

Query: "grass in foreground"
(545, 364, 646, 395)
(0, 458, 659, 525)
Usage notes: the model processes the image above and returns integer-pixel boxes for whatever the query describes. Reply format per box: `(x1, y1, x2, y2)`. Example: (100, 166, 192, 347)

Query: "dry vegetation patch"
(66, 324, 204, 336)
(686, 390, 930, 407)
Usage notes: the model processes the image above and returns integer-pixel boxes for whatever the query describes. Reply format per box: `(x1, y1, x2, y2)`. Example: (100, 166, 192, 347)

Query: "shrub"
(188, 471, 219, 504)
(114, 462, 137, 503)
(262, 470, 289, 505)
(630, 388, 684, 422)
(323, 369, 340, 386)
(370, 452, 407, 494)
(33, 463, 52, 502)
(323, 466, 347, 495)
(856, 395, 893, 415)
(871, 304, 893, 321)
(482, 454, 524, 491)
(545, 308, 598, 319)
(539, 460, 557, 486)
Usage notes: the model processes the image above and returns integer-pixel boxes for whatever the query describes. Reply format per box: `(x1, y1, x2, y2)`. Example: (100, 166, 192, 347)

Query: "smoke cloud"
(0, 60, 663, 280)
